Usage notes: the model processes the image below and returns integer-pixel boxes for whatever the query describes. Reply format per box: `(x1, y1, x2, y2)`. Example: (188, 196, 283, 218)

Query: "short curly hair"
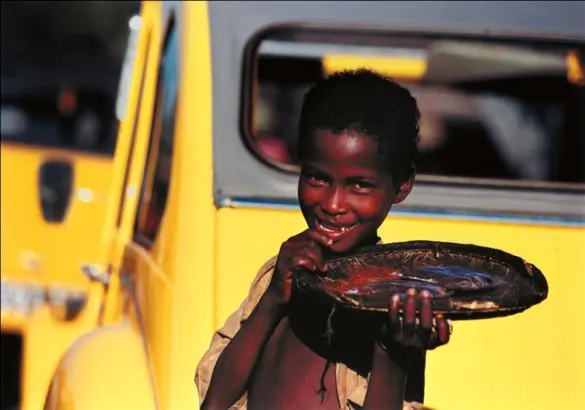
(297, 68, 420, 186)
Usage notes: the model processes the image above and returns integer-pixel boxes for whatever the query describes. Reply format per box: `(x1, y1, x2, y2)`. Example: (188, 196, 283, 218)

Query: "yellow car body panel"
(43, 322, 156, 410)
(0, 145, 112, 289)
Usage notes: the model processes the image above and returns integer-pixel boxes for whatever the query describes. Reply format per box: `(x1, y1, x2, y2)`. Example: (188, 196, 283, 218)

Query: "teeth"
(319, 221, 354, 234)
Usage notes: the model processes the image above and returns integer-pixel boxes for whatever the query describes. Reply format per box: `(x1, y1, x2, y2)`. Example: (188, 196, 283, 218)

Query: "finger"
(435, 314, 451, 345)
(290, 255, 317, 273)
(389, 294, 402, 336)
(403, 288, 417, 338)
(426, 330, 440, 350)
(299, 246, 325, 272)
(418, 290, 433, 343)
(307, 230, 333, 248)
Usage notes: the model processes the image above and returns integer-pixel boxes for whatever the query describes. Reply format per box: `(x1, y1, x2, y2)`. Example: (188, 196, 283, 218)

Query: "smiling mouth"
(316, 219, 357, 241)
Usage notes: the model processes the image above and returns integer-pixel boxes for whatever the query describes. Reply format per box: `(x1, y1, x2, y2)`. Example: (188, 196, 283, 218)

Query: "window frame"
(115, 17, 152, 228)
(207, 1, 585, 224)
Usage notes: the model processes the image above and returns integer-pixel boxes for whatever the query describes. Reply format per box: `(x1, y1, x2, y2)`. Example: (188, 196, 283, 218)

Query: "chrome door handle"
(81, 264, 110, 285)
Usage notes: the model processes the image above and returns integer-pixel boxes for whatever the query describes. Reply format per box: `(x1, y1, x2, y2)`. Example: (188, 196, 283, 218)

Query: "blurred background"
(1, 1, 139, 153)
(1, 3, 139, 409)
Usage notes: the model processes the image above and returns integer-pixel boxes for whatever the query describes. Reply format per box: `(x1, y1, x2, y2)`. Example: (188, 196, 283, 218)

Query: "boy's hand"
(267, 230, 333, 307)
(383, 288, 452, 350)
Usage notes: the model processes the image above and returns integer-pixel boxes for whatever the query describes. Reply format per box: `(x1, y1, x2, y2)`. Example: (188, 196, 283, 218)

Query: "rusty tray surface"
(291, 240, 548, 320)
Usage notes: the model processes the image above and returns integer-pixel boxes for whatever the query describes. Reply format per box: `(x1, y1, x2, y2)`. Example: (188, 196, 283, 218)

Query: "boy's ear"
(393, 168, 415, 205)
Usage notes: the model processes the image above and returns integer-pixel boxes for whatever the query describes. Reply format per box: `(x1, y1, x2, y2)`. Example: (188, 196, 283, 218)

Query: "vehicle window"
(0, 2, 137, 154)
(133, 22, 179, 246)
(245, 29, 585, 190)
(0, 91, 117, 154)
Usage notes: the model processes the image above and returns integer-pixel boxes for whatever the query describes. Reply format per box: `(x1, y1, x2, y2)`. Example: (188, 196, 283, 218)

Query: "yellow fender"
(44, 322, 156, 410)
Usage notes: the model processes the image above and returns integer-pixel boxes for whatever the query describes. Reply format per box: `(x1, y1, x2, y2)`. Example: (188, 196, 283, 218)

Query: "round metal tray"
(291, 240, 548, 320)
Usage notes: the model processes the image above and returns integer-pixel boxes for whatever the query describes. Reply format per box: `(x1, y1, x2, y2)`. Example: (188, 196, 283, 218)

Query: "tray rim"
(292, 239, 548, 319)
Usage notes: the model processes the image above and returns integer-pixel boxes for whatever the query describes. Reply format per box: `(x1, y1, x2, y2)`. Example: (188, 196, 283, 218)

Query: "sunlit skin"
(251, 129, 450, 409)
(299, 128, 404, 255)
(201, 128, 451, 410)
(294, 129, 451, 349)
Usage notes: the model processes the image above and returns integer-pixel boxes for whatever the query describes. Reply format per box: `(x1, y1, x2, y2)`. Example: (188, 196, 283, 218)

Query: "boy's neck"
(358, 232, 381, 248)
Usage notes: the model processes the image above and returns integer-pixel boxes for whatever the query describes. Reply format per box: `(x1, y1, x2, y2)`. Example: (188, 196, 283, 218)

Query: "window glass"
(134, 23, 179, 244)
(247, 29, 585, 189)
(0, 2, 138, 154)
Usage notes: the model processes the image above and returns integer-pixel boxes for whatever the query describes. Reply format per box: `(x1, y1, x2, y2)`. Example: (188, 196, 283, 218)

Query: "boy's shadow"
(288, 292, 384, 378)
(289, 292, 435, 408)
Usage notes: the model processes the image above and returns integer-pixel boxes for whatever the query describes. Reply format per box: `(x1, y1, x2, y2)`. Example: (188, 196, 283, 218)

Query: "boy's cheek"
(350, 204, 391, 224)
(298, 186, 320, 207)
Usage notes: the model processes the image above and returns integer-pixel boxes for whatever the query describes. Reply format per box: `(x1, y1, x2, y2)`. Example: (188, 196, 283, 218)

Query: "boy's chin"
(328, 236, 365, 255)
(328, 232, 379, 255)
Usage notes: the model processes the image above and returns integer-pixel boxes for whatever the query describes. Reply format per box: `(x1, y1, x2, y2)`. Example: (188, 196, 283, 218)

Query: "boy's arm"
(362, 342, 412, 410)
(405, 350, 426, 404)
(194, 257, 278, 409)
(201, 292, 282, 410)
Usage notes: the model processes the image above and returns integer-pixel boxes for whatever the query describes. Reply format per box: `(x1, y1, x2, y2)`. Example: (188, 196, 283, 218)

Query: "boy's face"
(298, 128, 413, 254)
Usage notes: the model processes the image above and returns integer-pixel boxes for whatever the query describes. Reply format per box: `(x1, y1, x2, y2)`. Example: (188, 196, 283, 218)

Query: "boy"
(195, 69, 452, 410)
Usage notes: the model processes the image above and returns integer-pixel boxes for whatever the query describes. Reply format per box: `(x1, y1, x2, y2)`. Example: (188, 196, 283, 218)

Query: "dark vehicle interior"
(251, 28, 585, 189)
(0, 1, 139, 155)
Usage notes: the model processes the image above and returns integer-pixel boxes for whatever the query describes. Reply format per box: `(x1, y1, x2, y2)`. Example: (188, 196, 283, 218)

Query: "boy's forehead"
(308, 128, 379, 161)
(303, 129, 396, 181)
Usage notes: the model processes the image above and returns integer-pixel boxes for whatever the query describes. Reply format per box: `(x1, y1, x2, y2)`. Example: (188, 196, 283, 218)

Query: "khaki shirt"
(195, 256, 424, 410)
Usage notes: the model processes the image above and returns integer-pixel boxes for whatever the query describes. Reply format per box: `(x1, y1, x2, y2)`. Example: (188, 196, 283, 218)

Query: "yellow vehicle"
(43, 1, 584, 410)
(0, 3, 138, 410)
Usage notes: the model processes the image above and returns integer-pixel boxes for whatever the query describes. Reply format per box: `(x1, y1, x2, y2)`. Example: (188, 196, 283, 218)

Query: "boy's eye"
(306, 173, 328, 186)
(352, 181, 375, 192)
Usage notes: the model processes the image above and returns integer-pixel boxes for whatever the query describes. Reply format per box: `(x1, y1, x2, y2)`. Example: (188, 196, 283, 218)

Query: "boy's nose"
(321, 186, 348, 215)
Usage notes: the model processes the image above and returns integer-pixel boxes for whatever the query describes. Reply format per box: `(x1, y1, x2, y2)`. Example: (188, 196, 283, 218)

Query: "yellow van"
(45, 1, 584, 410)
